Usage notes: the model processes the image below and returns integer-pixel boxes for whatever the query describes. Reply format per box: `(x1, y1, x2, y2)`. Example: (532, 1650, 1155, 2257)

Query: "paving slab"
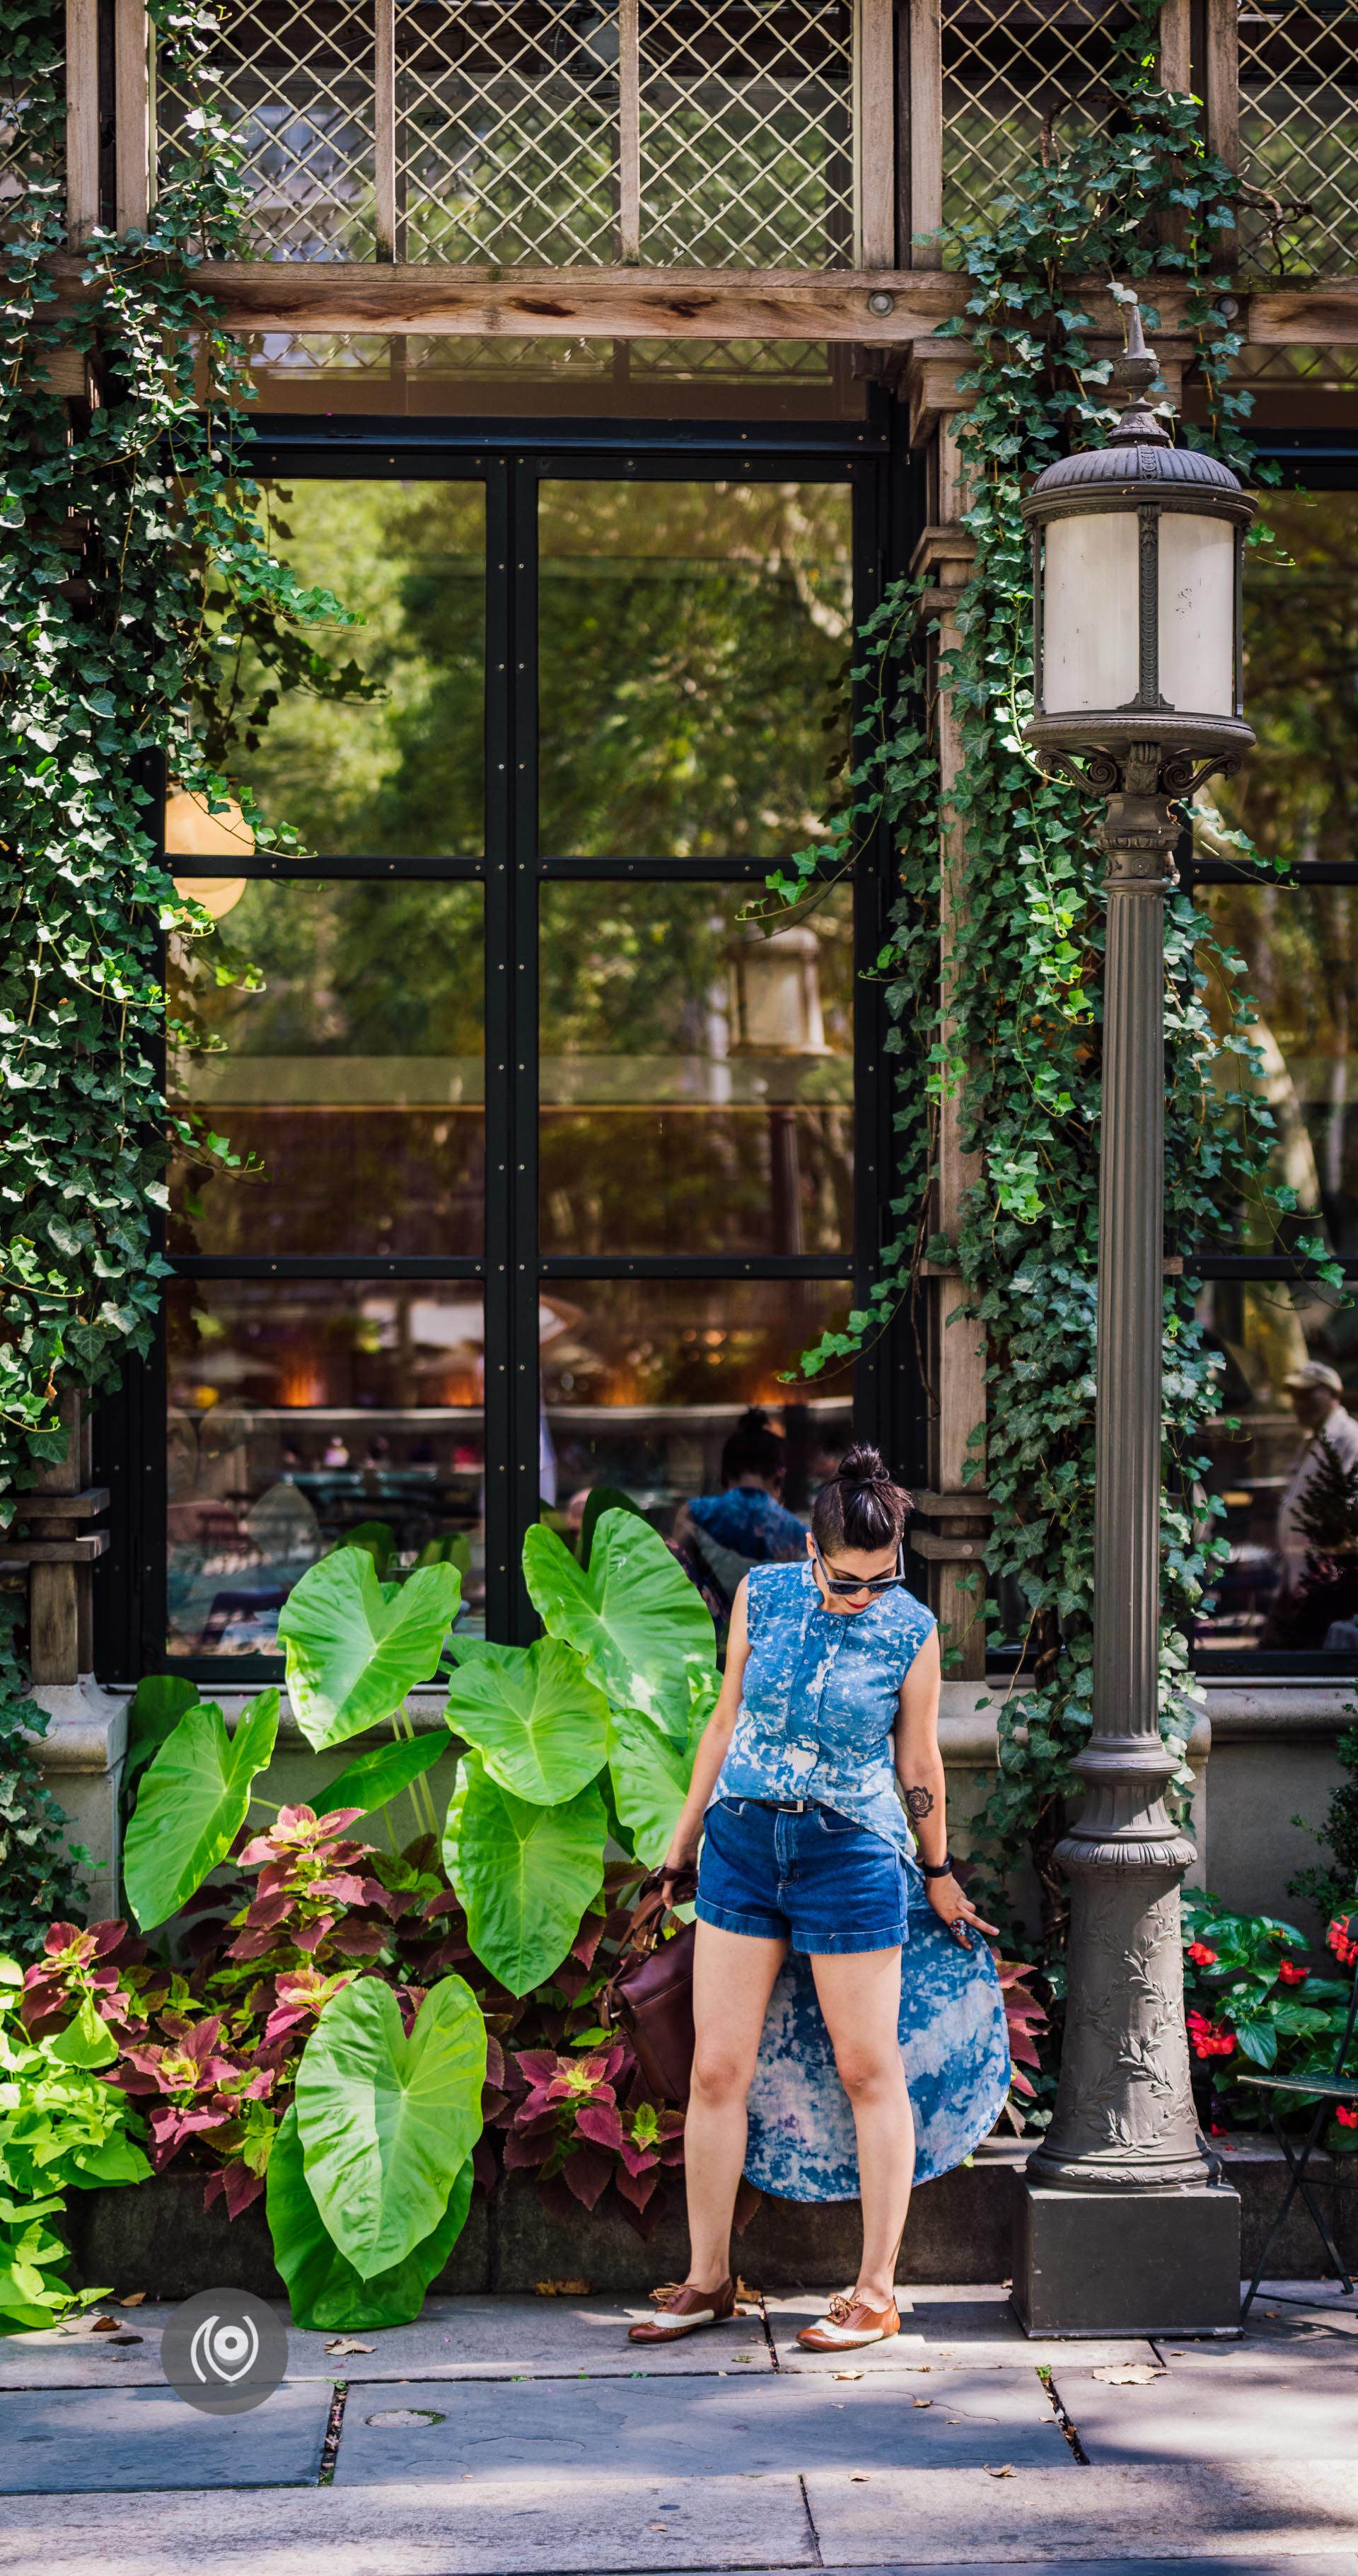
(0, 2475, 818, 2573)
(763, 2290, 1158, 2372)
(331, 2368, 1072, 2486)
(0, 2377, 331, 2493)
(803, 2464, 1358, 2565)
(0, 2293, 773, 2388)
(1052, 2352, 1358, 2464)
(1241, 2286, 1358, 2341)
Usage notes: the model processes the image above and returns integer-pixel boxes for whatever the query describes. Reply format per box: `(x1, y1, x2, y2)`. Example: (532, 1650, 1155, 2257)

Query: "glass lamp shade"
(1021, 442, 1255, 772)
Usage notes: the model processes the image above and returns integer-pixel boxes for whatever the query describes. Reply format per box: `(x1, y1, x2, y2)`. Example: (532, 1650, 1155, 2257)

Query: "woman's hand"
(659, 1820, 702, 1910)
(925, 1872, 999, 1950)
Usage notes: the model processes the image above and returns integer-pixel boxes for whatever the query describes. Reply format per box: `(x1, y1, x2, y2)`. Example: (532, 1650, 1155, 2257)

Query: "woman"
(629, 1446, 999, 2354)
(672, 1405, 808, 1615)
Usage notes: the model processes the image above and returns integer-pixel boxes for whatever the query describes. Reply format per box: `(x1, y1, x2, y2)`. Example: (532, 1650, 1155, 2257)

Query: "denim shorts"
(695, 1794, 909, 1956)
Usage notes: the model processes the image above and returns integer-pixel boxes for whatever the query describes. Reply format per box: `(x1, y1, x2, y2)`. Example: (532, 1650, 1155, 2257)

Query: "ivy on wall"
(777, 6, 1325, 2072)
(0, 0, 361, 1927)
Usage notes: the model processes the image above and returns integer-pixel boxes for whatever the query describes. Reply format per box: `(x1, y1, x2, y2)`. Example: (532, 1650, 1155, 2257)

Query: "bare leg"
(811, 1947, 914, 2308)
(683, 1920, 787, 2290)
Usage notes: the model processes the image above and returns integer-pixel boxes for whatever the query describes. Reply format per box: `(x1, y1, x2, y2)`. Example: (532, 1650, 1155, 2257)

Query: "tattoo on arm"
(903, 1784, 934, 1821)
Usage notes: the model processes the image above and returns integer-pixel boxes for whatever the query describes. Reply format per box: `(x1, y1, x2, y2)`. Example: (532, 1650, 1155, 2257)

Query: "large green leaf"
(278, 1549, 461, 1749)
(267, 2106, 472, 2331)
(523, 1508, 715, 1741)
(606, 1693, 706, 1868)
(295, 1975, 485, 2279)
(444, 1638, 608, 1805)
(122, 1692, 279, 1930)
(320, 1731, 447, 1821)
(443, 1756, 607, 1995)
(123, 1674, 198, 1796)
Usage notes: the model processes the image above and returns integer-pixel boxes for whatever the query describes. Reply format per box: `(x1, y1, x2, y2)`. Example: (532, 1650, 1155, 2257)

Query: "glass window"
(1215, 492, 1358, 877)
(196, 479, 486, 858)
(1191, 1278, 1358, 1657)
(167, 1280, 487, 1657)
(168, 880, 485, 1259)
(540, 1277, 853, 1537)
(539, 882, 854, 1255)
(538, 479, 853, 856)
(1200, 882, 1358, 1259)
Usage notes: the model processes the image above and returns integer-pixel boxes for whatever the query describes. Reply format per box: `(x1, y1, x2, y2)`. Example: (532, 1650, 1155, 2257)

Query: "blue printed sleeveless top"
(712, 1559, 937, 1853)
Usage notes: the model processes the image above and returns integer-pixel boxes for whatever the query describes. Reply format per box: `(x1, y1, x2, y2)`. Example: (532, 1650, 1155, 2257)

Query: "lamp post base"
(1011, 2178, 1241, 2337)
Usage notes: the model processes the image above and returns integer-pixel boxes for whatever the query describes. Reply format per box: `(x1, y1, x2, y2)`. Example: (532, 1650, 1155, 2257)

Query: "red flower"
(1337, 2106, 1358, 2130)
(1325, 1915, 1357, 1967)
(1188, 1942, 1218, 1967)
(1277, 1959, 1308, 1986)
(1187, 2009, 1234, 2061)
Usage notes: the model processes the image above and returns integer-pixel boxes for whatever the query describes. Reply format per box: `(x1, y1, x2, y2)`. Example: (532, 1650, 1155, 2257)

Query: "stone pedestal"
(1013, 2178, 1241, 2336)
(28, 1677, 129, 1921)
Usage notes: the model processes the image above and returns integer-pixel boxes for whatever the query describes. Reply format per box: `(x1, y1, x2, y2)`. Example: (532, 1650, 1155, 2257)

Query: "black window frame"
(95, 401, 929, 1682)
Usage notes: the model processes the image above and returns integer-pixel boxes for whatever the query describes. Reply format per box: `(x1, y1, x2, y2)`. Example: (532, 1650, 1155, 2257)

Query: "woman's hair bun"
(836, 1442, 891, 1486)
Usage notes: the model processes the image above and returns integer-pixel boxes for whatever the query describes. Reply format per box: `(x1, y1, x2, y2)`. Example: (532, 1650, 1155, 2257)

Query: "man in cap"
(1275, 1359, 1358, 1606)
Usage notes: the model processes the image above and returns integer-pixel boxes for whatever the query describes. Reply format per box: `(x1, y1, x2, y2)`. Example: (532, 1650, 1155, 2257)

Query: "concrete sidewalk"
(0, 2280, 1354, 2575)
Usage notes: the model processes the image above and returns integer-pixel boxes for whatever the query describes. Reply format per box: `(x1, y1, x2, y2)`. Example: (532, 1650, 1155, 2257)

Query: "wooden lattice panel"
(940, 0, 1136, 251)
(156, 0, 379, 260)
(1238, 1, 1358, 278)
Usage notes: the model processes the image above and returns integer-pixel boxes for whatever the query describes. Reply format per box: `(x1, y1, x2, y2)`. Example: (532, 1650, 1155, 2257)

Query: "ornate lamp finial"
(1106, 291, 1171, 448)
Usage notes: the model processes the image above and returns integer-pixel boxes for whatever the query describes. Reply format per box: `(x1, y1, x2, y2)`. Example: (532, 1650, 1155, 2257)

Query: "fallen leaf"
(834, 2369, 863, 2381)
(912, 2396, 933, 2408)
(736, 2278, 761, 2301)
(985, 2464, 1016, 2479)
(849, 2472, 871, 2481)
(1091, 2364, 1164, 2385)
(325, 2338, 376, 2357)
(115, 2293, 146, 2309)
(533, 2279, 591, 2297)
(87, 2316, 117, 2334)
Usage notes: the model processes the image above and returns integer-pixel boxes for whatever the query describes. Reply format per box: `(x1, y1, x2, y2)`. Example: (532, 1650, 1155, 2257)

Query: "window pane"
(1200, 883, 1358, 1259)
(540, 1279, 854, 1550)
(1192, 1278, 1358, 1659)
(167, 1281, 487, 1658)
(180, 480, 485, 858)
(168, 881, 484, 1258)
(538, 480, 852, 856)
(539, 883, 854, 1254)
(1217, 489, 1358, 874)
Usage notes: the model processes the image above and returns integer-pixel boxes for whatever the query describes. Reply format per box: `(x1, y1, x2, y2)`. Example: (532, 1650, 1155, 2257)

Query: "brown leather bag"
(605, 1868, 698, 2106)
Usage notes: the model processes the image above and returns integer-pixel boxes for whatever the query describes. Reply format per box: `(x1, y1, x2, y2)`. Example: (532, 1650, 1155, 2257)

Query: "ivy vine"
(774, 5, 1324, 2081)
(0, 0, 361, 1908)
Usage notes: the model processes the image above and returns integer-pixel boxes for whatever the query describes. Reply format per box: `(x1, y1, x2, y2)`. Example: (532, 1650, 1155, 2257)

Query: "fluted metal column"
(1026, 759, 1206, 2192)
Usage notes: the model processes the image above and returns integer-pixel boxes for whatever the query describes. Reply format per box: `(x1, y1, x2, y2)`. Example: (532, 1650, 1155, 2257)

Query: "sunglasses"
(811, 1540, 907, 1599)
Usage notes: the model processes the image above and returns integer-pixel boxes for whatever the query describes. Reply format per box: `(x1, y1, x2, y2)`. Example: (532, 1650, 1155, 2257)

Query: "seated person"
(674, 1408, 808, 1613)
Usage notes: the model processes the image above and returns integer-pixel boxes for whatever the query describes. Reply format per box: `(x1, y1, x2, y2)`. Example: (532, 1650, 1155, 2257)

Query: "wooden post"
(66, 0, 100, 243)
(374, 0, 396, 259)
(907, 0, 942, 267)
(1204, 0, 1240, 170)
(856, 0, 897, 267)
(618, 0, 642, 262)
(1157, 0, 1192, 95)
(115, 0, 150, 235)
(1, 1396, 111, 1688)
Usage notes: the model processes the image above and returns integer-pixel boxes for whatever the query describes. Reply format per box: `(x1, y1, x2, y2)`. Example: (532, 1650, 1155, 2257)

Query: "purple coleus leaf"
(574, 2100, 625, 2154)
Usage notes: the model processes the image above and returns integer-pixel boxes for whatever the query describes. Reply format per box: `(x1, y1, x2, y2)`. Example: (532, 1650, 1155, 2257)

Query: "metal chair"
(1238, 1919, 1358, 2318)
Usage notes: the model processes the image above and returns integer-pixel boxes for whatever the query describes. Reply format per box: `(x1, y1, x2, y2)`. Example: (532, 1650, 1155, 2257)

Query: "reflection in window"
(538, 480, 852, 856)
(167, 1282, 486, 1658)
(539, 1277, 852, 1553)
(216, 480, 485, 857)
(1193, 1278, 1358, 1658)
(1200, 883, 1358, 1258)
(539, 883, 853, 1254)
(168, 880, 485, 1259)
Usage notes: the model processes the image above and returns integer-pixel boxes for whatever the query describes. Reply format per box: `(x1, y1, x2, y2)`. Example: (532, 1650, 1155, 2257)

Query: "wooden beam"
(618, 0, 641, 263)
(42, 257, 1358, 347)
(66, 0, 99, 243)
(857, 0, 896, 268)
(114, 0, 150, 235)
(907, 0, 942, 267)
(374, 0, 396, 260)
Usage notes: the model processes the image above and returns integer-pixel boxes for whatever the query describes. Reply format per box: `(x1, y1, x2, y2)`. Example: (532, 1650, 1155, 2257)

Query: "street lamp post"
(1011, 298, 1255, 2335)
